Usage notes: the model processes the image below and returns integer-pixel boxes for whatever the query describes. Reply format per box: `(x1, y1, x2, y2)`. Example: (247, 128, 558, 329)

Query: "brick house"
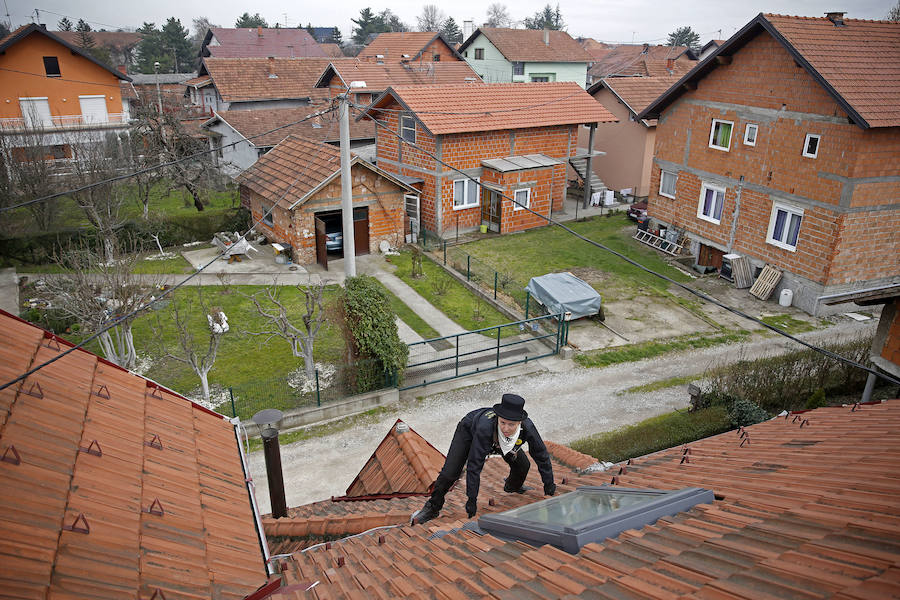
(458, 28, 594, 87)
(359, 82, 615, 238)
(237, 135, 417, 267)
(358, 32, 463, 64)
(640, 13, 900, 315)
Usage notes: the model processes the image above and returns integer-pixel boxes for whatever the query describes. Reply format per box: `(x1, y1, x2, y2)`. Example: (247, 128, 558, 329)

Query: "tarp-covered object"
(525, 272, 602, 320)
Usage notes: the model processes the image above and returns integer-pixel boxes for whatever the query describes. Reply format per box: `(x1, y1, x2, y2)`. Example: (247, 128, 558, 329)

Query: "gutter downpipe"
(232, 417, 276, 576)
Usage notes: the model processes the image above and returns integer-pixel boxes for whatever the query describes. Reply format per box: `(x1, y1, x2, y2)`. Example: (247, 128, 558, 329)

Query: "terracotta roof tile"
(209, 107, 373, 147)
(590, 44, 694, 78)
(54, 30, 143, 51)
(235, 135, 341, 209)
(319, 43, 345, 58)
(470, 28, 594, 63)
(0, 310, 268, 598)
(266, 400, 900, 598)
(325, 61, 482, 93)
(597, 75, 684, 123)
(359, 32, 458, 62)
(764, 14, 900, 128)
(203, 57, 356, 103)
(366, 82, 616, 135)
(206, 27, 326, 58)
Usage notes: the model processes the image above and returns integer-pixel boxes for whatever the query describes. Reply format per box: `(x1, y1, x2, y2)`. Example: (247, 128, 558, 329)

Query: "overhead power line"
(353, 101, 900, 388)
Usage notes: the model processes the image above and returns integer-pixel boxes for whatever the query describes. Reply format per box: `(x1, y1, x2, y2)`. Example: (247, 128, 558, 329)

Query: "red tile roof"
(321, 61, 483, 94)
(364, 82, 617, 135)
(265, 399, 900, 599)
(764, 14, 900, 128)
(580, 38, 614, 61)
(54, 30, 143, 51)
(207, 107, 374, 147)
(590, 44, 695, 78)
(0, 310, 269, 598)
(595, 75, 685, 125)
(205, 27, 326, 58)
(319, 43, 345, 58)
(341, 419, 445, 499)
(202, 57, 356, 104)
(463, 28, 594, 63)
(359, 32, 460, 62)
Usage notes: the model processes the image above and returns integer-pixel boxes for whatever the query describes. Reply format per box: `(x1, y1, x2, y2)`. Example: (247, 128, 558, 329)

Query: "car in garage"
(325, 222, 343, 252)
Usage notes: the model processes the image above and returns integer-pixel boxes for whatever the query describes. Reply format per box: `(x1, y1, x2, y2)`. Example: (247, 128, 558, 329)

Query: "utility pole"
(153, 61, 163, 114)
(339, 95, 356, 277)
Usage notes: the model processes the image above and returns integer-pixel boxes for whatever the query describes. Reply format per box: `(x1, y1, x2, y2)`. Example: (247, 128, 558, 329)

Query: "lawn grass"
(70, 285, 347, 397)
(569, 406, 732, 463)
(620, 374, 700, 395)
(374, 280, 441, 340)
(759, 314, 817, 334)
(458, 214, 692, 302)
(575, 330, 751, 368)
(389, 250, 509, 334)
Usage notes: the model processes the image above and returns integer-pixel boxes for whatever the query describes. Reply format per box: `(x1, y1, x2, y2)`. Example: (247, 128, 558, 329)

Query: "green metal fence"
(401, 312, 567, 391)
(221, 358, 396, 420)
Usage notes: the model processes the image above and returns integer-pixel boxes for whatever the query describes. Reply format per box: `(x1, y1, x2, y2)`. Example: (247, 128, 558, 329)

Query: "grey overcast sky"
(6, 0, 896, 44)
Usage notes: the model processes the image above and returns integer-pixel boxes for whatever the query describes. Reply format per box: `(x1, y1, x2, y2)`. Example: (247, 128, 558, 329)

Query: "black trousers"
(429, 420, 530, 510)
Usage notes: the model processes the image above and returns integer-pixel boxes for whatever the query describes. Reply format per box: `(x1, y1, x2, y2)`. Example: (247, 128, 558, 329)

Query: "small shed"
(525, 272, 602, 320)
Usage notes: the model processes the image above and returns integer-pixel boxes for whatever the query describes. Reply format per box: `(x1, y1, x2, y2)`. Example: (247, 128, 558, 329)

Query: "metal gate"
(400, 312, 567, 390)
(314, 217, 327, 269)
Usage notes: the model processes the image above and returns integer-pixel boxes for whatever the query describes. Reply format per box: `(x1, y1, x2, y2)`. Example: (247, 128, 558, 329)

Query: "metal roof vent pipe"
(253, 409, 288, 519)
(825, 11, 846, 26)
(543, 28, 550, 45)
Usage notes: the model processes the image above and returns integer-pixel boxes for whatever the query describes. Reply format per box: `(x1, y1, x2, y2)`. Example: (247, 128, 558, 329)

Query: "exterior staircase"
(568, 157, 607, 197)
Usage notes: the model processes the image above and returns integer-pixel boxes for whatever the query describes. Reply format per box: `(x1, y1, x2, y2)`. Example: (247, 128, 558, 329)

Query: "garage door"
(79, 95, 108, 124)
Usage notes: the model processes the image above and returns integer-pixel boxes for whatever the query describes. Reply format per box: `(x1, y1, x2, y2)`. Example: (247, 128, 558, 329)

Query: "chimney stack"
(117, 64, 127, 75)
(267, 56, 277, 78)
(825, 11, 846, 26)
(253, 409, 287, 519)
(257, 26, 263, 37)
(543, 29, 550, 46)
(666, 58, 675, 72)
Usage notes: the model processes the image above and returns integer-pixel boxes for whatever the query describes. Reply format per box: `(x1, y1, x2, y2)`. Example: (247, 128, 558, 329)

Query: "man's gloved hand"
(544, 482, 557, 496)
(465, 497, 477, 518)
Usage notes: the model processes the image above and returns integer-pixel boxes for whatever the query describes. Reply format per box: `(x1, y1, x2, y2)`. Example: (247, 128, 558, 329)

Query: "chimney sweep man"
(412, 393, 556, 524)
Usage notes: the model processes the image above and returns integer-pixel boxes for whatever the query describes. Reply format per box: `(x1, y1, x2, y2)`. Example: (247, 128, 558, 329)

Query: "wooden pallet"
(732, 256, 754, 289)
(633, 230, 683, 256)
(749, 264, 782, 300)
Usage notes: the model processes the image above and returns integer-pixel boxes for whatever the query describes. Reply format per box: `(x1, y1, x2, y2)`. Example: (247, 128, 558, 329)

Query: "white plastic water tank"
(779, 288, 793, 307)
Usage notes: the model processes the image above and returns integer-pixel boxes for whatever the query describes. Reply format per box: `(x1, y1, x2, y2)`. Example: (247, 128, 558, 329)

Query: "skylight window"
(478, 486, 714, 554)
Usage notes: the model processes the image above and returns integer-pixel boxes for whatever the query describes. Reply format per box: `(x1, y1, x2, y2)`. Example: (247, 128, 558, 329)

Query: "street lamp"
(153, 61, 162, 114)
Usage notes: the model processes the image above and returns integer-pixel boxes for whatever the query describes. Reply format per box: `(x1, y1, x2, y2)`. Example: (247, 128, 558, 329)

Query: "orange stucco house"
(0, 24, 132, 156)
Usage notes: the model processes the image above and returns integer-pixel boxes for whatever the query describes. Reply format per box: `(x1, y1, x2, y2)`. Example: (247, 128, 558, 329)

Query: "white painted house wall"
(204, 118, 261, 177)
(461, 32, 589, 88)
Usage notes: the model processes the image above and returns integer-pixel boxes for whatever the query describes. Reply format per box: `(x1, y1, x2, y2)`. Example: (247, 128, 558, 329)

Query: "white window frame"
(766, 202, 803, 252)
(743, 123, 758, 146)
(659, 170, 677, 199)
(708, 119, 734, 151)
(400, 114, 415, 143)
(452, 177, 480, 210)
(513, 188, 530, 211)
(697, 182, 726, 224)
(802, 134, 820, 158)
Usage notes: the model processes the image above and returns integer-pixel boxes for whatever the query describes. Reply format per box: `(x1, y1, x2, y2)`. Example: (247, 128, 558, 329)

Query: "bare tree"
(155, 290, 228, 406)
(486, 3, 512, 28)
(417, 5, 445, 32)
(39, 239, 160, 370)
(120, 125, 163, 219)
(242, 281, 327, 383)
(0, 122, 63, 235)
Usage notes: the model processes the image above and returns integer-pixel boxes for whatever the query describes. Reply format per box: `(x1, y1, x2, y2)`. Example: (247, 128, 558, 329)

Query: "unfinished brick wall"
(648, 28, 900, 304)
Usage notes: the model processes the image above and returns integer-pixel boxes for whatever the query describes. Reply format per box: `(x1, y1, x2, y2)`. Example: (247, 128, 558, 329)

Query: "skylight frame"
(478, 486, 714, 554)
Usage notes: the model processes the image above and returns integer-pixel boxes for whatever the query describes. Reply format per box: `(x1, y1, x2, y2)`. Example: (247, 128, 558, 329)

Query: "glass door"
(481, 190, 502, 232)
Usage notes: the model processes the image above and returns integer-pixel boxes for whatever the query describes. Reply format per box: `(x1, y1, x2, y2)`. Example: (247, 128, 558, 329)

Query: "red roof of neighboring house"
(363, 82, 617, 135)
(201, 57, 355, 104)
(642, 13, 900, 128)
(265, 399, 900, 598)
(54, 30, 143, 51)
(319, 42, 345, 58)
(580, 38, 614, 61)
(590, 44, 695, 78)
(204, 106, 374, 147)
(590, 75, 685, 126)
(203, 27, 326, 58)
(461, 27, 594, 63)
(0, 310, 269, 598)
(359, 31, 461, 62)
(317, 60, 483, 93)
(341, 419, 445, 499)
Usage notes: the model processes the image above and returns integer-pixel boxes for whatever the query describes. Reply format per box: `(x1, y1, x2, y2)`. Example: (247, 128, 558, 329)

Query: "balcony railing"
(0, 113, 130, 131)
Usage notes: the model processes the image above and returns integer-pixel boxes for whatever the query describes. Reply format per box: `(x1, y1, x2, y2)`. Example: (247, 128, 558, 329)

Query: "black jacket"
(459, 407, 554, 501)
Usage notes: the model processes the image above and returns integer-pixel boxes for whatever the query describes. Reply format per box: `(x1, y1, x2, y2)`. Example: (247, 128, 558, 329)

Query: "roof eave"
(457, 28, 483, 54)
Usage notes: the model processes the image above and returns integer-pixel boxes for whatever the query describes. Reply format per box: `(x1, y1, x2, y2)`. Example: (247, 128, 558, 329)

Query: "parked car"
(626, 199, 648, 221)
(325, 229, 343, 252)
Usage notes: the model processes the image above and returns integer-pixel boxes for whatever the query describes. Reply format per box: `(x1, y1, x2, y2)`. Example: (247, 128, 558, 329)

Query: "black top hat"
(493, 393, 527, 421)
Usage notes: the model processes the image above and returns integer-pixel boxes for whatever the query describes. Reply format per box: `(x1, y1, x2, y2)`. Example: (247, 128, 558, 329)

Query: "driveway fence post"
(315, 369, 320, 407)
(494, 272, 498, 299)
(466, 255, 470, 281)
(229, 387, 236, 418)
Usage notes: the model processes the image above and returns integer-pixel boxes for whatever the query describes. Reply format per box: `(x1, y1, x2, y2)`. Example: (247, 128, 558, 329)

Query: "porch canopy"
(525, 272, 602, 320)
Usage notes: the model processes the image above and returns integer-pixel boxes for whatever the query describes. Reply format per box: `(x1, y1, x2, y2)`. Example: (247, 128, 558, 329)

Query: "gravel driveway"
(248, 319, 876, 513)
